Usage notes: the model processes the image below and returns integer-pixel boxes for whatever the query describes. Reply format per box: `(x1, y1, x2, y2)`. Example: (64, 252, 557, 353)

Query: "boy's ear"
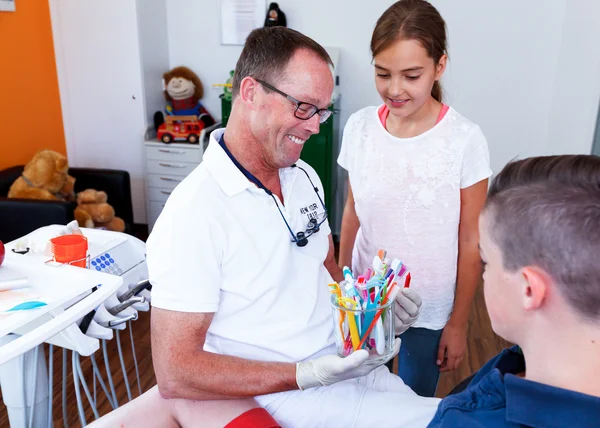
(521, 266, 551, 311)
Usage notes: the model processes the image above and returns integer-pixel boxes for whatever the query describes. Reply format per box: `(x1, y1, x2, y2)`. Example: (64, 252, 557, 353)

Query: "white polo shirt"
(147, 128, 336, 363)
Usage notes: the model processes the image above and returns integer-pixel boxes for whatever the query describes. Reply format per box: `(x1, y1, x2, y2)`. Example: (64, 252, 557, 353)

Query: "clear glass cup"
(330, 294, 395, 364)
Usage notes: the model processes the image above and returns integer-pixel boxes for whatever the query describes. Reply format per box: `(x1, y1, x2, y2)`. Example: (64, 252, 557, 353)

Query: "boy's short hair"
(485, 155, 600, 321)
(231, 26, 332, 100)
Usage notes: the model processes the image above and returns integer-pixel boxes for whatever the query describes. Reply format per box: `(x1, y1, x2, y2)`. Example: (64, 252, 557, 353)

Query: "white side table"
(143, 141, 202, 231)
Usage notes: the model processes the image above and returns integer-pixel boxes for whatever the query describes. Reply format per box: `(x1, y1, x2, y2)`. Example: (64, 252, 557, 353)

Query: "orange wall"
(0, 1, 66, 169)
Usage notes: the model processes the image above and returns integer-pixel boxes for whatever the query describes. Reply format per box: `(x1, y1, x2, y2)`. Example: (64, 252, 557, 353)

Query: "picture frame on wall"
(219, 0, 266, 45)
(0, 0, 16, 12)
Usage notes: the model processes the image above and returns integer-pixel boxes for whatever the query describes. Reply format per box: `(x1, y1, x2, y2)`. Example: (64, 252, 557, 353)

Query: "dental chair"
(88, 387, 281, 428)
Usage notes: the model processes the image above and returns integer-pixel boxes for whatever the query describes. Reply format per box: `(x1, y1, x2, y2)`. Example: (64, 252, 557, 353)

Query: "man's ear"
(238, 76, 258, 106)
(521, 266, 551, 311)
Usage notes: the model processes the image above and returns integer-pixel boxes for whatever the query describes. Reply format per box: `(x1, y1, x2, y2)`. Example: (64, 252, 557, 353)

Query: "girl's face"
(373, 39, 446, 118)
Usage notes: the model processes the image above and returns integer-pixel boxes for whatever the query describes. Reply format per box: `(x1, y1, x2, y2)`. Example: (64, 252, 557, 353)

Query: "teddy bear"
(76, 189, 125, 232)
(8, 149, 125, 232)
(8, 149, 75, 201)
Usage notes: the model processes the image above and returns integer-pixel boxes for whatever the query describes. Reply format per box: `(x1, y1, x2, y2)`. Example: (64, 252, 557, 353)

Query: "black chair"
(447, 373, 476, 396)
(0, 166, 134, 243)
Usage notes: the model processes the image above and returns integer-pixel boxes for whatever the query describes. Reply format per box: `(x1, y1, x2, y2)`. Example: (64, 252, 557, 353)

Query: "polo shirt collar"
(203, 128, 299, 198)
(505, 369, 600, 427)
(203, 128, 256, 197)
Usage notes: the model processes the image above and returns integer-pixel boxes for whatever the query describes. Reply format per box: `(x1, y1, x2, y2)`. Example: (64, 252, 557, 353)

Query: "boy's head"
(480, 155, 600, 344)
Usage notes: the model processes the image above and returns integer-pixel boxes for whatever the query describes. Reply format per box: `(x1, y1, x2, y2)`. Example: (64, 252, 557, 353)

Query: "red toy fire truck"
(156, 115, 203, 144)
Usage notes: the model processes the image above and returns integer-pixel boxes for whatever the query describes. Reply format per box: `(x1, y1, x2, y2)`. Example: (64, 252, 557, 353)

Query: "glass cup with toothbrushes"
(329, 249, 410, 363)
(330, 291, 395, 363)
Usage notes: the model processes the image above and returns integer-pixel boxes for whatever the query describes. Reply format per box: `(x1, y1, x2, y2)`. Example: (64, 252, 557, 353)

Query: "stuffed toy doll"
(264, 2, 287, 27)
(154, 66, 215, 131)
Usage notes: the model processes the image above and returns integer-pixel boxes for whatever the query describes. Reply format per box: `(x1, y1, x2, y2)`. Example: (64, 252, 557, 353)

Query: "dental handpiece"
(118, 279, 151, 302)
(79, 286, 99, 334)
(107, 296, 146, 316)
(98, 313, 138, 328)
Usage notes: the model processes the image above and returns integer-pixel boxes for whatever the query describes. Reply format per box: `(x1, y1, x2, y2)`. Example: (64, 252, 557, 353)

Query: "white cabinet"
(49, 0, 170, 224)
(144, 142, 203, 231)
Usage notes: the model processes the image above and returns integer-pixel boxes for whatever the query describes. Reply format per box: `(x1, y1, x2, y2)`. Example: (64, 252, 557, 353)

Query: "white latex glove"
(394, 288, 422, 335)
(296, 338, 400, 390)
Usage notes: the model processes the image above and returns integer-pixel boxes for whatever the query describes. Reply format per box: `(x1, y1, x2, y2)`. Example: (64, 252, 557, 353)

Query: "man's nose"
(305, 113, 321, 135)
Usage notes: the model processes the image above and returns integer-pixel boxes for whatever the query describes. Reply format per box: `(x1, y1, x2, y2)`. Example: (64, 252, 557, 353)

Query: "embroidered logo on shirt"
(300, 203, 319, 221)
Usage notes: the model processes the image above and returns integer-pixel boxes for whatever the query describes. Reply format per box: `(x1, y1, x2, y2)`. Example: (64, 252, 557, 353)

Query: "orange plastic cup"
(50, 234, 88, 268)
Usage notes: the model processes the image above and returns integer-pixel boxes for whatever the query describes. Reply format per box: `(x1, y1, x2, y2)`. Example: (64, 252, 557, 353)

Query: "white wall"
(167, 0, 241, 121)
(51, 0, 171, 224)
(436, 0, 600, 171)
(50, 0, 148, 223)
(167, 0, 390, 143)
(547, 0, 600, 156)
(137, 0, 172, 128)
(434, 0, 567, 172)
(167, 0, 600, 176)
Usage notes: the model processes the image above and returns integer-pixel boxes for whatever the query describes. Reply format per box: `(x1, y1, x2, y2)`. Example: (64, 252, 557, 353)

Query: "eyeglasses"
(272, 165, 328, 247)
(256, 79, 333, 124)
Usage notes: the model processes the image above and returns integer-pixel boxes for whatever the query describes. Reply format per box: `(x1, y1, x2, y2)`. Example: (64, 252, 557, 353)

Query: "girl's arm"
(338, 180, 360, 270)
(438, 178, 488, 372)
(453, 178, 488, 325)
(324, 234, 344, 282)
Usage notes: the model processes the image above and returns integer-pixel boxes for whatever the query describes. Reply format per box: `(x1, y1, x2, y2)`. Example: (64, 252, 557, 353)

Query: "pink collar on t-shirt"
(378, 103, 449, 130)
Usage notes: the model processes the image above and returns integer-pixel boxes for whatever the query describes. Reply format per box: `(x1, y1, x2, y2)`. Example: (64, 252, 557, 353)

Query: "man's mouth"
(287, 134, 306, 145)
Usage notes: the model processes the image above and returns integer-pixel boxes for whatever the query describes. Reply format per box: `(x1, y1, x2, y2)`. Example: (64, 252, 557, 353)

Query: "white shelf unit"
(144, 141, 203, 231)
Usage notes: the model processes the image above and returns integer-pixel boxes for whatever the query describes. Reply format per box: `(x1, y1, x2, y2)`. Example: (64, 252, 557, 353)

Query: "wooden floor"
(0, 284, 510, 426)
(0, 312, 156, 427)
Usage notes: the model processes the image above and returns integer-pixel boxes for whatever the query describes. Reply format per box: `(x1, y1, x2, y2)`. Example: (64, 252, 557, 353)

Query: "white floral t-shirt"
(338, 105, 492, 329)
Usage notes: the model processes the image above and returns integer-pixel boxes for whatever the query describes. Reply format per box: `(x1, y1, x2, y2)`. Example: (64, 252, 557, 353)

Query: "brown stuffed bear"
(9, 150, 74, 201)
(76, 189, 125, 232)
(8, 150, 125, 232)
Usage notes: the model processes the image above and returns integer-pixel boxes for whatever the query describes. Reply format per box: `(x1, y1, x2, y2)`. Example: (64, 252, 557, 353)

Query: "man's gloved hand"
(394, 288, 422, 335)
(296, 338, 400, 390)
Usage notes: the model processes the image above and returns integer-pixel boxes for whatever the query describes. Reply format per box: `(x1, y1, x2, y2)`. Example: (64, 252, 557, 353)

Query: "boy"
(429, 155, 600, 427)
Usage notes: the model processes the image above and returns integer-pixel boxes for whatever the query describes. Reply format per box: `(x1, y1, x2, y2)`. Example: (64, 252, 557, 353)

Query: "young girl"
(338, 0, 491, 397)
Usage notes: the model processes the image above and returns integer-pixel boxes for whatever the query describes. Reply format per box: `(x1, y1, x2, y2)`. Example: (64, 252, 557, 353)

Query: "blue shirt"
(428, 346, 600, 427)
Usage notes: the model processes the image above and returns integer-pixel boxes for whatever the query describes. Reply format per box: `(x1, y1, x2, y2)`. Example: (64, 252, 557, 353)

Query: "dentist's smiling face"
(373, 38, 445, 119)
(250, 48, 333, 169)
(166, 77, 195, 100)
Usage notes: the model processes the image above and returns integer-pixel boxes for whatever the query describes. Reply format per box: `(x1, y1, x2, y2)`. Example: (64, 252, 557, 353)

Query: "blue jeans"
(386, 327, 444, 397)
